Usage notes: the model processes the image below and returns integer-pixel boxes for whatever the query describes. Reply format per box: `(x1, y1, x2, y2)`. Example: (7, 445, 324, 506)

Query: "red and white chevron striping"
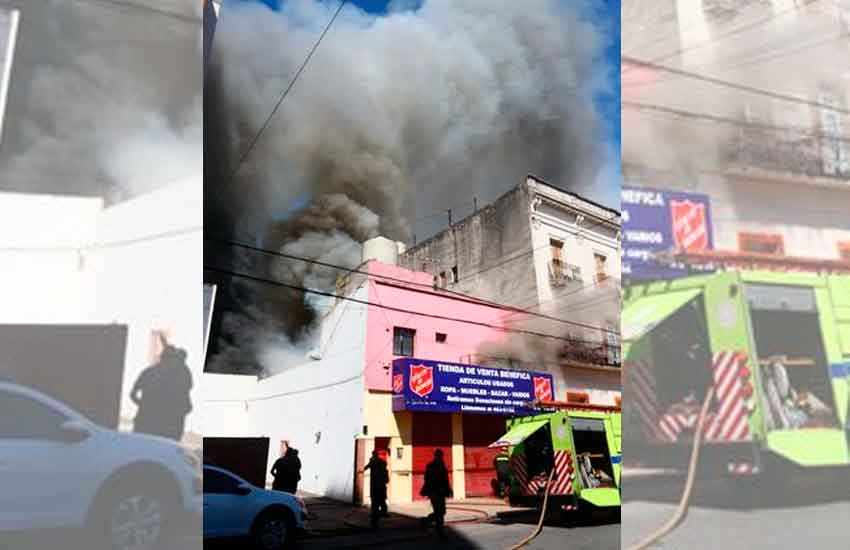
(705, 351, 752, 442)
(509, 450, 574, 496)
(624, 358, 661, 440)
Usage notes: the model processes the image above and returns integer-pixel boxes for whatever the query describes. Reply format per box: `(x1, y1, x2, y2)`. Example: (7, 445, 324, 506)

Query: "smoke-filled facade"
(0, 0, 201, 202)
(205, 0, 618, 374)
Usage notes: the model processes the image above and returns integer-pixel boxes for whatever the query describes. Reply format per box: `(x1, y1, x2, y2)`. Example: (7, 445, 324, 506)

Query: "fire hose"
(507, 465, 557, 550)
(626, 386, 716, 550)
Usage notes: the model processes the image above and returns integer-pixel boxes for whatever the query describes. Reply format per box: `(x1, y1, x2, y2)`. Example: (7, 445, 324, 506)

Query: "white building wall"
(699, 175, 850, 260)
(92, 177, 204, 434)
(199, 373, 258, 437)
(0, 178, 203, 437)
(239, 284, 368, 499)
(526, 182, 622, 405)
(0, 192, 102, 323)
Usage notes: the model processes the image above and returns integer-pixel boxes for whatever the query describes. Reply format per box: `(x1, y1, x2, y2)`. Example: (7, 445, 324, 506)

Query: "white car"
(203, 464, 307, 549)
(0, 381, 202, 550)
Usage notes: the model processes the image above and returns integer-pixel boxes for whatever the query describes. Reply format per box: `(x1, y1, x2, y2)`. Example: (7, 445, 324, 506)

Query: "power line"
(622, 55, 850, 116)
(68, 0, 200, 23)
(624, 3, 804, 74)
(224, 0, 346, 187)
(203, 265, 612, 347)
(625, 32, 847, 90)
(623, 100, 850, 143)
(0, 226, 202, 253)
(205, 236, 620, 336)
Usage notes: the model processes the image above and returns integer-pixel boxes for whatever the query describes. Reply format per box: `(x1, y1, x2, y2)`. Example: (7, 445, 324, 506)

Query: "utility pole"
(447, 208, 452, 226)
(473, 197, 478, 213)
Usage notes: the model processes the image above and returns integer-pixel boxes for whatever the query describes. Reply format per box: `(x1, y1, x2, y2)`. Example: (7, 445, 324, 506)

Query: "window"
(435, 332, 447, 343)
(839, 242, 850, 262)
(594, 253, 608, 282)
(451, 266, 458, 283)
(739, 232, 784, 255)
(566, 391, 590, 404)
(0, 391, 68, 439)
(203, 468, 243, 494)
(393, 327, 415, 356)
(605, 325, 621, 366)
(550, 238, 564, 277)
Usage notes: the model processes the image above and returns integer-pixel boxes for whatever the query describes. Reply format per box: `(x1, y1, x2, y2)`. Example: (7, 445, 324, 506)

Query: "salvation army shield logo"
(533, 377, 553, 401)
(409, 364, 434, 398)
(670, 200, 708, 252)
(393, 373, 404, 394)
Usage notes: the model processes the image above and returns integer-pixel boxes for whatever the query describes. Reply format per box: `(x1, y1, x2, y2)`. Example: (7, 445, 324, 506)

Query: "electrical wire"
(0, 226, 202, 253)
(223, 0, 346, 187)
(206, 237, 620, 336)
(624, 2, 805, 73)
(625, 32, 847, 91)
(623, 56, 850, 116)
(66, 0, 200, 23)
(203, 265, 611, 347)
(623, 100, 850, 143)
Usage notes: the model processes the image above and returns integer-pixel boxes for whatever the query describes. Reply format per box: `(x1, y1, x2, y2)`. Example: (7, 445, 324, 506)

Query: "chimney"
(362, 236, 399, 265)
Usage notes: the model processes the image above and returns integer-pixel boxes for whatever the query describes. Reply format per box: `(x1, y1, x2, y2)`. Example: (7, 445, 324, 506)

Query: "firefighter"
(363, 450, 389, 529)
(493, 453, 511, 498)
(420, 449, 453, 535)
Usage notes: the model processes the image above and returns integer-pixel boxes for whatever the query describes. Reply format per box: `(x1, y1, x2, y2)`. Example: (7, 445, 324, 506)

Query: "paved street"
(295, 519, 619, 549)
(622, 470, 850, 549)
(201, 508, 619, 550)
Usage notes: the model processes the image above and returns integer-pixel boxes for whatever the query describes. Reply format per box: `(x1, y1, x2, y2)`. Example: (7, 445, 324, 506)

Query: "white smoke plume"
(476, 281, 621, 393)
(205, 0, 616, 374)
(0, 0, 202, 201)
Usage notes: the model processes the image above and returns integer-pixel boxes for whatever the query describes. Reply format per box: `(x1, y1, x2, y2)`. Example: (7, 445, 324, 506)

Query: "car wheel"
(251, 508, 294, 550)
(91, 481, 174, 550)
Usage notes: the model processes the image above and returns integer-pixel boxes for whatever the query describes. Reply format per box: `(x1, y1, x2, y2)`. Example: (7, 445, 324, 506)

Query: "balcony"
(723, 128, 850, 183)
(549, 262, 583, 287)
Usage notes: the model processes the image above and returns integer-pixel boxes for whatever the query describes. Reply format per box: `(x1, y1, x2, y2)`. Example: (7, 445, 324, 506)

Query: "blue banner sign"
(391, 358, 555, 416)
(622, 185, 715, 281)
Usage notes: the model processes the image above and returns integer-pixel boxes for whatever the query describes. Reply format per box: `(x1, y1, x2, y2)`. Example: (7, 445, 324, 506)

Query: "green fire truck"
(490, 402, 622, 513)
(622, 270, 850, 474)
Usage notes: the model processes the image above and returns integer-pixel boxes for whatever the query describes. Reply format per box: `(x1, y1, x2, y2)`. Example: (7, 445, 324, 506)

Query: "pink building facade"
(355, 260, 550, 503)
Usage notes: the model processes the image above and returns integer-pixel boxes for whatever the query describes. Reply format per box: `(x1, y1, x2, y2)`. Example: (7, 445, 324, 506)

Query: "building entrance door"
(411, 412, 452, 500)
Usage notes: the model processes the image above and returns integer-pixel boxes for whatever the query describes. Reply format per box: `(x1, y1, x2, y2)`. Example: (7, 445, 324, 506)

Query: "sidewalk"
(299, 493, 534, 539)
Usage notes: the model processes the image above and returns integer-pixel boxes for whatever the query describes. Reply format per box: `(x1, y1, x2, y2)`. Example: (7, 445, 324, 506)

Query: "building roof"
(526, 173, 621, 218)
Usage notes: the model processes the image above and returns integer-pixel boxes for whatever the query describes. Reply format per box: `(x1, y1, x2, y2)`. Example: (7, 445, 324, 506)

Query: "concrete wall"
(363, 261, 512, 391)
(0, 192, 102, 322)
(626, 172, 850, 263)
(0, 179, 203, 437)
(361, 391, 413, 503)
(199, 372, 258, 437)
(92, 178, 204, 435)
(246, 284, 369, 500)
(401, 186, 538, 308)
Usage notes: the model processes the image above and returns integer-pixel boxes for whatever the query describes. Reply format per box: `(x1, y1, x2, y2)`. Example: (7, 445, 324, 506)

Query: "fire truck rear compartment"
(571, 419, 616, 489)
(650, 296, 714, 415)
(749, 308, 839, 429)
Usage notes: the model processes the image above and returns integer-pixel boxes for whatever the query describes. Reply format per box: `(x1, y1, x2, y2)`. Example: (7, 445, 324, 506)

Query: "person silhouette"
(130, 344, 193, 440)
(363, 450, 389, 529)
(271, 447, 302, 494)
(420, 449, 452, 536)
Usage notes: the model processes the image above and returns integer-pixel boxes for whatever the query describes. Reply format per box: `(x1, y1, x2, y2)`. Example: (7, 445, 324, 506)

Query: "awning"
(489, 419, 548, 448)
(622, 289, 702, 344)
